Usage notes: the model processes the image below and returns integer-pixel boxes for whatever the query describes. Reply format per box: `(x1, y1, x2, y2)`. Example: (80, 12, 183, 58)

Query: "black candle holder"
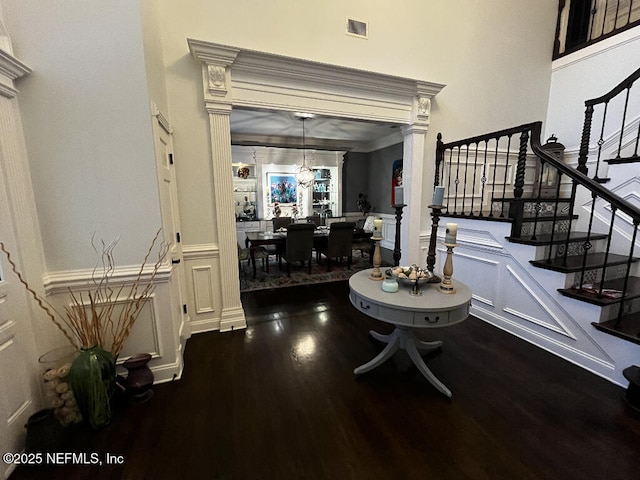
(426, 204, 443, 283)
(392, 203, 406, 266)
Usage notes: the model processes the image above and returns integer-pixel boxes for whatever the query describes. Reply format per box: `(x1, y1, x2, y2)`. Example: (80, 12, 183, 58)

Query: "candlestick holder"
(426, 205, 443, 283)
(369, 236, 384, 281)
(439, 243, 458, 294)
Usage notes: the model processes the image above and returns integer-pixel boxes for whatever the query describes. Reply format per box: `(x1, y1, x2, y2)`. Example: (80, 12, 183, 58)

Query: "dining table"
(245, 226, 372, 278)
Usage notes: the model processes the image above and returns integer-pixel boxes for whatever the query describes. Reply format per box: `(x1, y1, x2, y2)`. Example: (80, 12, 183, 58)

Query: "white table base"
(354, 326, 451, 397)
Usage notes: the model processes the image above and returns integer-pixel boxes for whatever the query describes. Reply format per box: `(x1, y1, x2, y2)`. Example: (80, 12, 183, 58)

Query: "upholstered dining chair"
(272, 216, 293, 231)
(305, 215, 322, 227)
(238, 243, 270, 284)
(317, 222, 355, 271)
(279, 223, 315, 276)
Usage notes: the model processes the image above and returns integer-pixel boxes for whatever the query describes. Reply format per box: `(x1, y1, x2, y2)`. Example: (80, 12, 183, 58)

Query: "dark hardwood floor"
(11, 281, 640, 479)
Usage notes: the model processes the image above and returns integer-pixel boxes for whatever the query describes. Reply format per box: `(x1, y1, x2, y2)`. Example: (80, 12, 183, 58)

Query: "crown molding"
(187, 39, 446, 126)
(0, 48, 31, 99)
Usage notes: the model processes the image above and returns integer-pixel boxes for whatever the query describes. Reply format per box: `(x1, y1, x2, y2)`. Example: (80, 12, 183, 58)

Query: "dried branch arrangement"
(0, 228, 169, 356)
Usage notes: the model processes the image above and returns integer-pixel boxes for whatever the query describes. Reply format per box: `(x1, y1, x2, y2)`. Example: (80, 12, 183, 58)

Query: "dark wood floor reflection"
(12, 281, 640, 479)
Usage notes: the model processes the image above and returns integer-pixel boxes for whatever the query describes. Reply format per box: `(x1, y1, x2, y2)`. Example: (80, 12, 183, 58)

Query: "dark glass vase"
(67, 345, 116, 429)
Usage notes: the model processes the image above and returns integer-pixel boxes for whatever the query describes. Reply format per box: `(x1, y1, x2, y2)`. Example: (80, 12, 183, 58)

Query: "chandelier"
(295, 116, 315, 189)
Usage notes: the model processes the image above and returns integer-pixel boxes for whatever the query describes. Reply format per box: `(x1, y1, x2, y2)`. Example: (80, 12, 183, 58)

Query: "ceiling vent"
(346, 18, 368, 39)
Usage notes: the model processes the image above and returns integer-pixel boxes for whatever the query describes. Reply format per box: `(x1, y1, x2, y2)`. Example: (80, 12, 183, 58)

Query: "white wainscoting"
(42, 265, 184, 384)
(425, 218, 640, 386)
(182, 243, 223, 333)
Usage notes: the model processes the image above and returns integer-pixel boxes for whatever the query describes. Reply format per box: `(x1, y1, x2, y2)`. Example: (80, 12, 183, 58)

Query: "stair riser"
(521, 219, 573, 237)
(534, 239, 607, 262)
(564, 264, 637, 289)
(599, 299, 640, 323)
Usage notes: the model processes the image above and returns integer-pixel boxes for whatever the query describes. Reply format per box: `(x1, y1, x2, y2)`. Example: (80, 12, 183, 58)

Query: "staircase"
(434, 66, 640, 382)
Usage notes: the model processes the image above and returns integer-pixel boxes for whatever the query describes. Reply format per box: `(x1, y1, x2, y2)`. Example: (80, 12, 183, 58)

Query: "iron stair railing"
(436, 120, 640, 332)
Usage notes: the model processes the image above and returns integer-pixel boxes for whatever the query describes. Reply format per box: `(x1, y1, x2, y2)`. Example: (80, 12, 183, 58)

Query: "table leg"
(355, 326, 452, 397)
(249, 248, 257, 278)
(353, 329, 401, 375)
(370, 330, 394, 343)
(415, 338, 443, 351)
(405, 337, 452, 398)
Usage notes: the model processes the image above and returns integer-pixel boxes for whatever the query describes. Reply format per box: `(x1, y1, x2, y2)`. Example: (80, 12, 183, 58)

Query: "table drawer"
(448, 303, 470, 325)
(413, 311, 450, 326)
(378, 305, 413, 326)
(350, 292, 378, 317)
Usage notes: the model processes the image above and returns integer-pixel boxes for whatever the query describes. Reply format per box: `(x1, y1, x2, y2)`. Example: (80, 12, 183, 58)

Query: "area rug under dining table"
(239, 252, 378, 292)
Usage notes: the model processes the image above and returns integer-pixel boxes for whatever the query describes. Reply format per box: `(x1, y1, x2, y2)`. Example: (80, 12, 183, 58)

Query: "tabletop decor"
(389, 265, 432, 295)
(439, 223, 458, 294)
(0, 229, 168, 429)
(369, 218, 384, 281)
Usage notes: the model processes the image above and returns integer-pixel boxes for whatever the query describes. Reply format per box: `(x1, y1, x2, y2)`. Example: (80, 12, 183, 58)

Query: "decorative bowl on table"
(387, 266, 433, 295)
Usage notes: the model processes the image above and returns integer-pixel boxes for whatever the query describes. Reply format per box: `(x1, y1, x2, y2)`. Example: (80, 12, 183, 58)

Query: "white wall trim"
(42, 264, 172, 295)
(183, 243, 220, 260)
(552, 25, 640, 72)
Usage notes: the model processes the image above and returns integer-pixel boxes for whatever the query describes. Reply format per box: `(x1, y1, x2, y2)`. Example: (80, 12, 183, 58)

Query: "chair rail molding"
(187, 38, 446, 323)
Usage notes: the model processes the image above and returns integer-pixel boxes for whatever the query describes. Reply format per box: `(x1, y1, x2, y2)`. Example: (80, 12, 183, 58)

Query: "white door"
(0, 180, 39, 479)
(153, 114, 190, 342)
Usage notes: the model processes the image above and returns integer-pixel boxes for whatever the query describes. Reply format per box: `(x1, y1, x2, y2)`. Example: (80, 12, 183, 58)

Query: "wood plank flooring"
(11, 281, 640, 479)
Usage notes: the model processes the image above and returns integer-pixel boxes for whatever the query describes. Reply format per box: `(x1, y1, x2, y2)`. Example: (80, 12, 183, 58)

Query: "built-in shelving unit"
(312, 168, 337, 217)
(232, 163, 258, 221)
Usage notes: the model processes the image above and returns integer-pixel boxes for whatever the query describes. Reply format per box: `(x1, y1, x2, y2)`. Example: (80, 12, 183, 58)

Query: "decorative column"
(190, 42, 247, 332)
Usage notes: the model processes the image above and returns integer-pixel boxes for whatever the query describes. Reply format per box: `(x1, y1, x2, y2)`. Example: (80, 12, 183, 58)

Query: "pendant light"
(295, 116, 316, 189)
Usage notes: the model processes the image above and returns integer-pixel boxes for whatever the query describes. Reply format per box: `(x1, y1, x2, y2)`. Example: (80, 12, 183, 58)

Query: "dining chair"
(316, 222, 355, 271)
(272, 217, 293, 231)
(279, 223, 315, 276)
(238, 243, 270, 283)
(305, 215, 322, 227)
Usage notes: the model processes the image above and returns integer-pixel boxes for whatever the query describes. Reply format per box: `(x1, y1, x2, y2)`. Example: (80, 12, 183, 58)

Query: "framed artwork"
(267, 173, 298, 204)
(391, 159, 403, 205)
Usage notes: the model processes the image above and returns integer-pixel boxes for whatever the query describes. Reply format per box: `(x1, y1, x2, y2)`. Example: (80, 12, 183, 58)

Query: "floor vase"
(67, 345, 116, 429)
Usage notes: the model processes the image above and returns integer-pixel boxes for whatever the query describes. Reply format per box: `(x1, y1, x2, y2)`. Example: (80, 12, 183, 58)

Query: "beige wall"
(154, 0, 557, 246)
(2, 0, 163, 270)
(1, 0, 559, 267)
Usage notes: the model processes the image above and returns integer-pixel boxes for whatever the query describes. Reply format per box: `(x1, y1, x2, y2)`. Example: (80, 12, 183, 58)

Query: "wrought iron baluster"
(597, 205, 617, 297)
(594, 101, 608, 181)
(491, 136, 500, 202)
(578, 190, 598, 289)
(462, 144, 470, 215)
(445, 148, 454, 214)
(616, 220, 639, 327)
(514, 130, 528, 200)
(578, 104, 594, 175)
(501, 135, 512, 218)
(633, 120, 640, 159)
(587, 0, 597, 40)
(563, 180, 579, 267)
(453, 147, 462, 215)
(471, 143, 480, 216)
(616, 87, 631, 159)
(435, 133, 443, 187)
(547, 171, 563, 264)
(531, 160, 545, 241)
(483, 141, 491, 218)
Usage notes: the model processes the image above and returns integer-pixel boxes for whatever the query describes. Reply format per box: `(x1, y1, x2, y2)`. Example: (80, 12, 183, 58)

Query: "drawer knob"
(359, 301, 371, 310)
(425, 315, 439, 324)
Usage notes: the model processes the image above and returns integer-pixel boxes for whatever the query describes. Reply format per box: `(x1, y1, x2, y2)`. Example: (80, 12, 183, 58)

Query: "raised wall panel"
(427, 218, 625, 384)
(192, 265, 215, 314)
(183, 244, 222, 333)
